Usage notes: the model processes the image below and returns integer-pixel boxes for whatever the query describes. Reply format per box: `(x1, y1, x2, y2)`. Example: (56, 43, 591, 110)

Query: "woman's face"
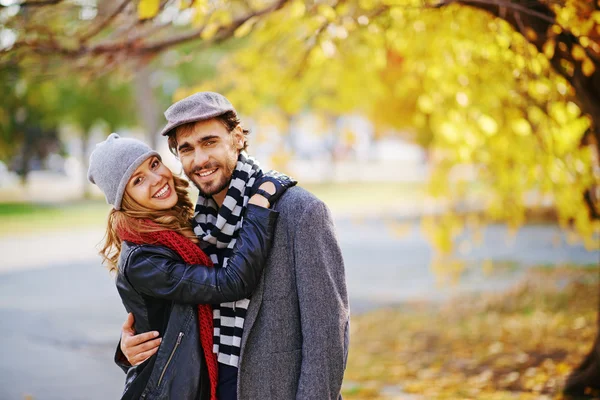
(125, 156, 178, 210)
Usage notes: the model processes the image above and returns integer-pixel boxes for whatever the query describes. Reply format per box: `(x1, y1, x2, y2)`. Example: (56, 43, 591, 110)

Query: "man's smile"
(195, 168, 218, 180)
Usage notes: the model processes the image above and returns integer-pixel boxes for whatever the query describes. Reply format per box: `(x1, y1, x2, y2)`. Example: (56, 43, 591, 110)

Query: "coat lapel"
(238, 263, 265, 362)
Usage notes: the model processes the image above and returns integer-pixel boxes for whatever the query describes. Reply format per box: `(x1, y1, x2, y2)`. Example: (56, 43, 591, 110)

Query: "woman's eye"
(152, 160, 160, 168)
(134, 177, 143, 185)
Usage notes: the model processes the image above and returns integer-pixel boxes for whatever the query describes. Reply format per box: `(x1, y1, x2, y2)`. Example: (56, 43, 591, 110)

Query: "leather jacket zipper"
(157, 332, 184, 387)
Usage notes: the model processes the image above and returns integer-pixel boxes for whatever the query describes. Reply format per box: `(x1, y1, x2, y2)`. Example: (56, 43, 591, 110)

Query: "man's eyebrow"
(178, 135, 220, 151)
(199, 135, 220, 143)
(177, 141, 192, 152)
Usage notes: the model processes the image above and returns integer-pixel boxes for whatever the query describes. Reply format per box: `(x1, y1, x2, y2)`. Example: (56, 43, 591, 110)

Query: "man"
(116, 92, 349, 399)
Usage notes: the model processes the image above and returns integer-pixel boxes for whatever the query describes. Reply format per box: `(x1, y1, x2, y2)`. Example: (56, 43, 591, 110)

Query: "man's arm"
(294, 199, 349, 399)
(116, 178, 294, 367)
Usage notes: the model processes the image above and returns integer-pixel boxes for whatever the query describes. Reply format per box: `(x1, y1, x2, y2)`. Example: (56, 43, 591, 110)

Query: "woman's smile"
(152, 183, 172, 198)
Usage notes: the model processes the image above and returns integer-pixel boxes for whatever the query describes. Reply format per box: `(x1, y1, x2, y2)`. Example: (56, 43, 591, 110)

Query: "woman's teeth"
(153, 184, 169, 198)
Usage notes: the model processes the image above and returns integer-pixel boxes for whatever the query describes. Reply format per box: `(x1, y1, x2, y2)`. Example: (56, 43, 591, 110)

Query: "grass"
(0, 201, 111, 236)
(0, 181, 426, 236)
(343, 266, 600, 399)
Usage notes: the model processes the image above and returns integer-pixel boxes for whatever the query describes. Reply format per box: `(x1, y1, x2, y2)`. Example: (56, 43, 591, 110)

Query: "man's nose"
(193, 149, 209, 168)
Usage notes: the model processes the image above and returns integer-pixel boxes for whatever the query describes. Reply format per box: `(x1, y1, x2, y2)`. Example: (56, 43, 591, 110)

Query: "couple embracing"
(88, 92, 349, 400)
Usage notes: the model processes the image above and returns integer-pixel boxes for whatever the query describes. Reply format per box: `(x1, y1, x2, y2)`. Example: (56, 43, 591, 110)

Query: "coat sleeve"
(125, 205, 278, 304)
(294, 199, 349, 400)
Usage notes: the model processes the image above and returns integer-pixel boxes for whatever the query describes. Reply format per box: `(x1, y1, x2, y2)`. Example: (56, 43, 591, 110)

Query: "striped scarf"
(191, 151, 262, 368)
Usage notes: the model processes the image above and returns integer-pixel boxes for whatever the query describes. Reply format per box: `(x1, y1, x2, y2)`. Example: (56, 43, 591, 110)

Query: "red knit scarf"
(118, 222, 218, 400)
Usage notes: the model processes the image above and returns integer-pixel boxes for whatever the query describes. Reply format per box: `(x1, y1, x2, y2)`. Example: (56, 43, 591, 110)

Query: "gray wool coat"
(236, 186, 350, 400)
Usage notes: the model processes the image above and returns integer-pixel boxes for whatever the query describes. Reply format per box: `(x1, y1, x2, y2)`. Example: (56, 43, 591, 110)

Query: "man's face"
(175, 118, 244, 198)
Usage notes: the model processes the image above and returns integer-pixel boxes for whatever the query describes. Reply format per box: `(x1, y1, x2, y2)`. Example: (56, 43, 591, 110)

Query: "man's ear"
(232, 125, 245, 149)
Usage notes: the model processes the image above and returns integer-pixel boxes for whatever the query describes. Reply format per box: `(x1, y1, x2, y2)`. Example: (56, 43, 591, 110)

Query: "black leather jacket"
(114, 205, 278, 400)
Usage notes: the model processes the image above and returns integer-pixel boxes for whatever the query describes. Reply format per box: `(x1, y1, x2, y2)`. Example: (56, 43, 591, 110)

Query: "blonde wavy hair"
(99, 175, 198, 274)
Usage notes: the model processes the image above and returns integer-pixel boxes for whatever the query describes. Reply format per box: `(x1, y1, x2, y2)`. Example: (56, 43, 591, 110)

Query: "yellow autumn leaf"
(209, 9, 232, 26)
(138, 0, 160, 19)
(579, 36, 590, 48)
(417, 95, 434, 113)
(524, 27, 537, 41)
(478, 114, 498, 136)
(288, 0, 306, 18)
(194, 0, 208, 15)
(234, 17, 258, 38)
(582, 57, 596, 77)
(200, 22, 220, 40)
(571, 45, 586, 61)
(359, 0, 377, 11)
(439, 121, 459, 143)
(542, 39, 555, 59)
(317, 4, 337, 22)
(512, 118, 532, 136)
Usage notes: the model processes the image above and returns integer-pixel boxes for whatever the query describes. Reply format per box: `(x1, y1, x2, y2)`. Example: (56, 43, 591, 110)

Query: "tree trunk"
(18, 143, 31, 186)
(81, 130, 91, 199)
(133, 66, 161, 149)
(447, 0, 600, 395)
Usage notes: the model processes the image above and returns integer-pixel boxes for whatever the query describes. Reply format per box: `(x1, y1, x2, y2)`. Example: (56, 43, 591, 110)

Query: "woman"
(88, 133, 293, 400)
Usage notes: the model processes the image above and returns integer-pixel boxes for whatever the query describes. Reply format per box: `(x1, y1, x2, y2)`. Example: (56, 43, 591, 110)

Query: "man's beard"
(186, 159, 236, 197)
(193, 174, 230, 197)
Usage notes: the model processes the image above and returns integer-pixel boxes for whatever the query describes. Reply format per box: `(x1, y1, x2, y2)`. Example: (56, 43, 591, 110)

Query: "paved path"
(0, 220, 597, 399)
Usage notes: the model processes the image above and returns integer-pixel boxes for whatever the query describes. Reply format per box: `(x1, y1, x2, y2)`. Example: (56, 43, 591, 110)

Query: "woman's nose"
(149, 171, 162, 186)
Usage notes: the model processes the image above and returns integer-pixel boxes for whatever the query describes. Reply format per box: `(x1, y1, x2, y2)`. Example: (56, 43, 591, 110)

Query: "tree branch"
(12, 0, 290, 62)
(79, 0, 131, 43)
(1, 0, 62, 7)
(138, 0, 290, 54)
(439, 0, 556, 24)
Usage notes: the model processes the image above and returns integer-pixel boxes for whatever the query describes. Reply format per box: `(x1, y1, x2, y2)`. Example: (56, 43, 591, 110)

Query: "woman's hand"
(249, 171, 297, 207)
(120, 313, 162, 366)
(249, 182, 275, 207)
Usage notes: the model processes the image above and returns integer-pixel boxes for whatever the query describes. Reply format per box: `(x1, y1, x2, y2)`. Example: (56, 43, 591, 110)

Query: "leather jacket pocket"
(157, 332, 184, 389)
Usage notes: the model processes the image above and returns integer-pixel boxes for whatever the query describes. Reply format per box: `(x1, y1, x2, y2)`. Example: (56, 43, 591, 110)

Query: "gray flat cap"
(159, 91, 236, 137)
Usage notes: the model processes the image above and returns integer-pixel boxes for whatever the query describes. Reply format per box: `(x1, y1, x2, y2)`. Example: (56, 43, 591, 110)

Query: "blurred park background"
(1, 0, 600, 399)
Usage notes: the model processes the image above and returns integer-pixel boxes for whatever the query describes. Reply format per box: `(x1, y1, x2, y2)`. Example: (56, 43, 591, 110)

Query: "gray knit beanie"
(87, 133, 160, 210)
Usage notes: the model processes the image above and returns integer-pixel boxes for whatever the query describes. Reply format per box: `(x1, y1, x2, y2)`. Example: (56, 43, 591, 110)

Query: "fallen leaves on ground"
(343, 266, 599, 399)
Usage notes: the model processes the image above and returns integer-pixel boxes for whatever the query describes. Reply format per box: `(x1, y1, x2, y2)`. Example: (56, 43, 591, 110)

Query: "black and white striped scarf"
(191, 151, 262, 368)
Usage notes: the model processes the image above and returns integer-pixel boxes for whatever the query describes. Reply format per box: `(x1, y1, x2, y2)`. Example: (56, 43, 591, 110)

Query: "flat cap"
(159, 91, 236, 137)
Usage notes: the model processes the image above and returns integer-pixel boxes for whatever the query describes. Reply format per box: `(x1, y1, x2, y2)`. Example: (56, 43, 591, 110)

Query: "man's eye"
(205, 141, 215, 146)
(179, 147, 191, 154)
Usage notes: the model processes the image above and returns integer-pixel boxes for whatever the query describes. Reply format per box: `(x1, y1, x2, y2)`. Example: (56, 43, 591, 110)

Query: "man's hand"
(120, 313, 162, 366)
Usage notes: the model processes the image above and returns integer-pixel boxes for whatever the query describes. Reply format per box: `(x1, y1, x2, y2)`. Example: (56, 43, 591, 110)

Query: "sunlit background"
(1, 0, 599, 399)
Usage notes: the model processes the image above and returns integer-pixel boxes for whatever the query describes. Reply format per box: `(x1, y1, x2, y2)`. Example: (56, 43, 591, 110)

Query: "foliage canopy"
(1, 0, 599, 246)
